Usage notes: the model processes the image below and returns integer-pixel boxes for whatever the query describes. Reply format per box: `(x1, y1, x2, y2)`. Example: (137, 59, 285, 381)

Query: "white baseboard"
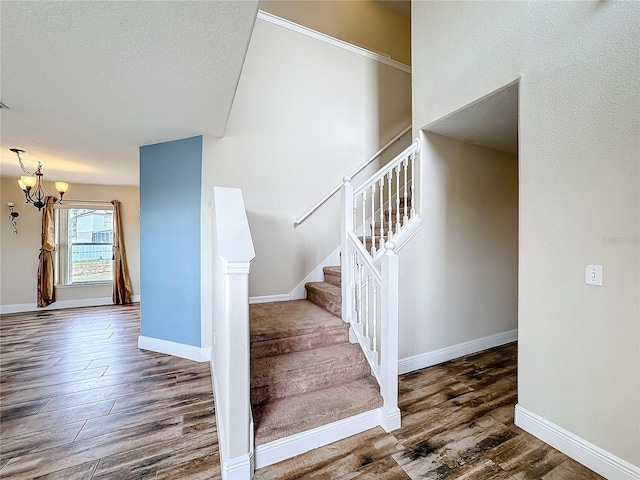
(222, 451, 254, 480)
(255, 408, 382, 469)
(515, 405, 640, 480)
(398, 329, 518, 374)
(379, 406, 401, 433)
(249, 294, 290, 304)
(1, 295, 141, 315)
(249, 246, 341, 305)
(137, 335, 210, 362)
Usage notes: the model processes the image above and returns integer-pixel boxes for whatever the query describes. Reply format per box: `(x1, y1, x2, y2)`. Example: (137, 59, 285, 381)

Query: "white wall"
(201, 15, 411, 300)
(412, 1, 639, 467)
(0, 176, 140, 311)
(398, 134, 518, 357)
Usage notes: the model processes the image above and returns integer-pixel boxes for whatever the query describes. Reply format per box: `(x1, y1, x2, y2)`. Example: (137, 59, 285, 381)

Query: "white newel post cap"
(384, 241, 396, 254)
(343, 176, 352, 184)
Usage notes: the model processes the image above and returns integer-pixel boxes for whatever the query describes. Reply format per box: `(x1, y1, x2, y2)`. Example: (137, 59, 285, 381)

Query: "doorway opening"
(421, 79, 519, 387)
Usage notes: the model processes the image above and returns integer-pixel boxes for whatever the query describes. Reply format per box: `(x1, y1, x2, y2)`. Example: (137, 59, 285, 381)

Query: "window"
(56, 206, 114, 285)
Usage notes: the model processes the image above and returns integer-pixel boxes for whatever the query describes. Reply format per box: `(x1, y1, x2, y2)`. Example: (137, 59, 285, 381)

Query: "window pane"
(68, 208, 113, 283)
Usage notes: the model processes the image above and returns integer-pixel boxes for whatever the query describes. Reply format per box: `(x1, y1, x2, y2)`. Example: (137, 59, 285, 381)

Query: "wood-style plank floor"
(0, 305, 603, 479)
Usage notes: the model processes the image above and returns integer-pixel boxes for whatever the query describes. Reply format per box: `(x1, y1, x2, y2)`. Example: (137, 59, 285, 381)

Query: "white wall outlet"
(585, 265, 603, 286)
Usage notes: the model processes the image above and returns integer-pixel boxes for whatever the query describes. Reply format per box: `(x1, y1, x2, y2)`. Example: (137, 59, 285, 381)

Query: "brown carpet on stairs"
(304, 282, 341, 317)
(250, 266, 383, 446)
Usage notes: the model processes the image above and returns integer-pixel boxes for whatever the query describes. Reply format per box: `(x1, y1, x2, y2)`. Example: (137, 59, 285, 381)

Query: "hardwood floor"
(1, 305, 218, 479)
(1, 305, 603, 479)
(256, 342, 603, 480)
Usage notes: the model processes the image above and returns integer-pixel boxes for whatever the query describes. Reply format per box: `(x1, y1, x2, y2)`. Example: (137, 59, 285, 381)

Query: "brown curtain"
(111, 200, 133, 304)
(37, 196, 56, 307)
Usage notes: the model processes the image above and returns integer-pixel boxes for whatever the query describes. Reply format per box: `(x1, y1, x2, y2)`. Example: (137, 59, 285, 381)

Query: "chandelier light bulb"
(21, 175, 37, 189)
(55, 182, 69, 194)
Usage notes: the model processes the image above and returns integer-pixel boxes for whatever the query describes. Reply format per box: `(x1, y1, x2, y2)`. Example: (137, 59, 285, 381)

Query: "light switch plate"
(585, 265, 603, 286)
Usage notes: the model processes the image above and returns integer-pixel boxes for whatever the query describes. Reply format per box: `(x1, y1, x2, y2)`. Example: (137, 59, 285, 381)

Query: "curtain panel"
(37, 196, 56, 307)
(111, 200, 133, 304)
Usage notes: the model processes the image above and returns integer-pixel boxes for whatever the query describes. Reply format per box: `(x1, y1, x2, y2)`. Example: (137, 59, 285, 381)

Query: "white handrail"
(294, 125, 411, 226)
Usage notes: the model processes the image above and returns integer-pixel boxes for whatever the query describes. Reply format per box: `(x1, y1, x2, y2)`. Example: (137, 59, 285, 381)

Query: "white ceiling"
(425, 82, 519, 154)
(0, 0, 258, 186)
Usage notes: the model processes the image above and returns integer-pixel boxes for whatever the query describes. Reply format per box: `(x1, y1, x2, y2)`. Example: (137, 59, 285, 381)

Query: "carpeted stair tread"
(305, 281, 342, 317)
(250, 300, 348, 358)
(251, 342, 370, 404)
(322, 266, 341, 288)
(253, 375, 383, 445)
(250, 299, 344, 341)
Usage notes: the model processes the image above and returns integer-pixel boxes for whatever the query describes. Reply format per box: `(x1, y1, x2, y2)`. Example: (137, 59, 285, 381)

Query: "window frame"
(54, 202, 115, 287)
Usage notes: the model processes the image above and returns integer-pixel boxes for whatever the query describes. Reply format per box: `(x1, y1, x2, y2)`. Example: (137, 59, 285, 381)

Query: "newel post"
(212, 187, 256, 480)
(341, 177, 354, 325)
(380, 241, 401, 431)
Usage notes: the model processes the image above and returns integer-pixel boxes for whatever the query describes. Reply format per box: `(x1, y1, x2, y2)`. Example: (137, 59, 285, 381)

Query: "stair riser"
(251, 328, 349, 359)
(251, 361, 371, 405)
(306, 289, 341, 317)
(323, 270, 341, 288)
(252, 376, 383, 445)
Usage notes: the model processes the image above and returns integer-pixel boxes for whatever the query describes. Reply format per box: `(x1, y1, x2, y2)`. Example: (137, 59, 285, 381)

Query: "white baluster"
(387, 171, 393, 237)
(372, 285, 378, 353)
(403, 157, 409, 226)
(379, 178, 385, 250)
(353, 199, 357, 232)
(370, 183, 376, 256)
(364, 272, 369, 338)
(351, 253, 357, 318)
(361, 190, 367, 253)
(410, 151, 416, 219)
(357, 261, 363, 325)
(395, 164, 401, 232)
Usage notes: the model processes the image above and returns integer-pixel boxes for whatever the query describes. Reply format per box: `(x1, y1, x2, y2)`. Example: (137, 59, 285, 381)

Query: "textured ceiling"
(0, 0, 258, 186)
(425, 82, 519, 154)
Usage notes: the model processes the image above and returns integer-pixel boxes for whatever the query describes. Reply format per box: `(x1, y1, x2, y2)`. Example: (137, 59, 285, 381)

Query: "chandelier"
(11, 148, 69, 211)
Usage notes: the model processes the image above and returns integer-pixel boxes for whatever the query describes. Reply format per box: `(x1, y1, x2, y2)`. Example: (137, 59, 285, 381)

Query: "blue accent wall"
(140, 136, 202, 347)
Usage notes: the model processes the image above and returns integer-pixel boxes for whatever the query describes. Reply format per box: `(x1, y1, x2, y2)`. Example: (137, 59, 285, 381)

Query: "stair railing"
(340, 137, 420, 432)
(352, 139, 420, 259)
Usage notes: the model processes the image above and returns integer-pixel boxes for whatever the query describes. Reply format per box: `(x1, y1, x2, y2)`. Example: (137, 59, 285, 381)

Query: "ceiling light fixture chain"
(10, 148, 69, 211)
(11, 148, 33, 175)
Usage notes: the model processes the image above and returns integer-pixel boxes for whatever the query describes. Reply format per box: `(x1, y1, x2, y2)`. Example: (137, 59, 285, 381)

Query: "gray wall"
(412, 0, 639, 466)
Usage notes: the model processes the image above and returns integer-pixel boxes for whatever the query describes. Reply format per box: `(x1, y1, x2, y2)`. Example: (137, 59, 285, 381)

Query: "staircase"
(250, 267, 382, 446)
(210, 138, 420, 478)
